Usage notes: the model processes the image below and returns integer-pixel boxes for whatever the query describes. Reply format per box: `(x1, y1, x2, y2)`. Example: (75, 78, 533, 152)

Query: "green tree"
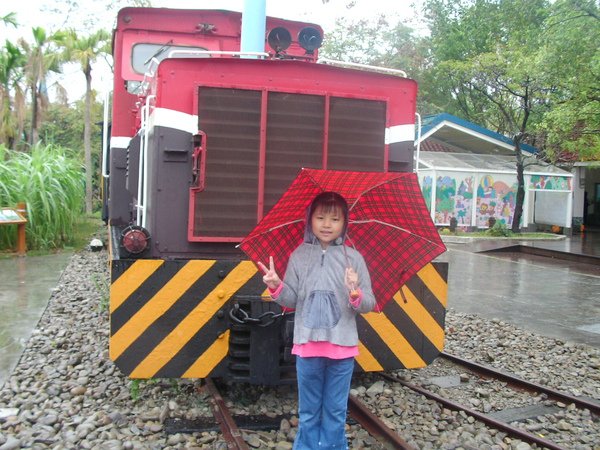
(536, 0, 600, 161)
(19, 27, 65, 145)
(322, 15, 425, 73)
(421, 0, 563, 232)
(0, 41, 26, 148)
(0, 12, 25, 148)
(1, 12, 18, 28)
(321, 15, 432, 109)
(61, 28, 111, 214)
(40, 98, 105, 207)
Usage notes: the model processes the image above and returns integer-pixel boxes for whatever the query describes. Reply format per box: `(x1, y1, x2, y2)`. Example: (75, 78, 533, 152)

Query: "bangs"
(310, 192, 348, 218)
(313, 202, 341, 215)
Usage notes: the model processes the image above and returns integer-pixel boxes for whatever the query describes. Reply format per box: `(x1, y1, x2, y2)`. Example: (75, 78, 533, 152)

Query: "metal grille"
(327, 97, 386, 171)
(193, 88, 261, 237)
(191, 89, 387, 239)
(264, 92, 325, 216)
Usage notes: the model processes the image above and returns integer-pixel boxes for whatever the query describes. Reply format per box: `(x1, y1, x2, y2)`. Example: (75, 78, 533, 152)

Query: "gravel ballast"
(0, 250, 598, 449)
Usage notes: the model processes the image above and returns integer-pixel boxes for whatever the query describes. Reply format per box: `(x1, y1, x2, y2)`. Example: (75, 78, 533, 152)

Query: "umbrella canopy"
(239, 168, 446, 312)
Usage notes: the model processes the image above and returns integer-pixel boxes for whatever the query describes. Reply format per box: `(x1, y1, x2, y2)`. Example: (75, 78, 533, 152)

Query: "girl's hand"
(258, 256, 281, 290)
(345, 267, 359, 291)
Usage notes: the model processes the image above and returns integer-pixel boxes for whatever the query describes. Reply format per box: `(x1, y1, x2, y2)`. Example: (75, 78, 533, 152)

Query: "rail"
(348, 395, 415, 449)
(205, 378, 249, 450)
(144, 50, 270, 78)
(318, 58, 407, 77)
(164, 378, 415, 448)
(380, 372, 568, 450)
(440, 352, 600, 415)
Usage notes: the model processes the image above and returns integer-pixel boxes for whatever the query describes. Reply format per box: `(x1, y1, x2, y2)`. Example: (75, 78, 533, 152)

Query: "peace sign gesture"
(257, 256, 281, 290)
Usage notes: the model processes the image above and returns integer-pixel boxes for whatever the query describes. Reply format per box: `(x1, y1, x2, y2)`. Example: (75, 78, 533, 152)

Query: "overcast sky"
(0, 0, 425, 102)
(3, 0, 424, 33)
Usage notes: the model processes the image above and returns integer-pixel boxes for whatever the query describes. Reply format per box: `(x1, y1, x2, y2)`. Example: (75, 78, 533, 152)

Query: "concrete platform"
(438, 230, 600, 348)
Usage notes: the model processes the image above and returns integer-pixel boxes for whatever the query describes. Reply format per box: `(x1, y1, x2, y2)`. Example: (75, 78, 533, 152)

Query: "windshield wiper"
(144, 39, 174, 66)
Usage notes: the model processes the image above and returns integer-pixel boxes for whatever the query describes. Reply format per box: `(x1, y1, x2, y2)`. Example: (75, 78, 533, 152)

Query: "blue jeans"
(293, 356, 354, 450)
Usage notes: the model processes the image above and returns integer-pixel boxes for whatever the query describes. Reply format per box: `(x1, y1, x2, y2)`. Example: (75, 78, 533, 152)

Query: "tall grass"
(0, 143, 85, 250)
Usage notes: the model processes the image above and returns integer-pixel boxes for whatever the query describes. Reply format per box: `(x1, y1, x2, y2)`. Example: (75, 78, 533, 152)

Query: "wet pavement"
(0, 252, 72, 388)
(0, 232, 599, 388)
(439, 230, 600, 348)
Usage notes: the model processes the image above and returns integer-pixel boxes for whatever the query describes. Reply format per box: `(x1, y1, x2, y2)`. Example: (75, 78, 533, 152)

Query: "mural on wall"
(435, 175, 456, 224)
(432, 173, 475, 226)
(419, 170, 572, 229)
(529, 175, 572, 191)
(421, 175, 433, 211)
(476, 175, 517, 227)
(454, 176, 474, 226)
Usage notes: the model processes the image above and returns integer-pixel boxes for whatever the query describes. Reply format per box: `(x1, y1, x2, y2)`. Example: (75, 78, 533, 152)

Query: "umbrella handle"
(342, 242, 351, 268)
(343, 244, 360, 299)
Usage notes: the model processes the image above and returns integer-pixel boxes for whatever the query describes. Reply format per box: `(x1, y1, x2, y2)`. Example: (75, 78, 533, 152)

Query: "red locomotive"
(104, 7, 448, 384)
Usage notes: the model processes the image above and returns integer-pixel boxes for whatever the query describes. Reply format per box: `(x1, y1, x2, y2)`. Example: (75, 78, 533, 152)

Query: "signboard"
(0, 208, 27, 224)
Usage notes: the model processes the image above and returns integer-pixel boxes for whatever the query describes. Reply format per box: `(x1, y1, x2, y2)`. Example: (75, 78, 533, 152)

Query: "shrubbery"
(486, 221, 513, 237)
(0, 144, 85, 250)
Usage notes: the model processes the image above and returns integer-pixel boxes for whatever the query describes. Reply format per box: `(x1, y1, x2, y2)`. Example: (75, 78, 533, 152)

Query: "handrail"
(166, 50, 269, 59)
(140, 50, 270, 94)
(136, 95, 155, 227)
(317, 58, 407, 77)
(415, 112, 421, 175)
(101, 90, 111, 178)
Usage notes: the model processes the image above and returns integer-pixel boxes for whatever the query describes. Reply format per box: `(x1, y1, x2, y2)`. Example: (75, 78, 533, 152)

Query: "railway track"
(205, 378, 248, 450)
(166, 378, 416, 449)
(347, 394, 415, 449)
(163, 351, 599, 449)
(160, 349, 599, 449)
(369, 351, 600, 450)
(440, 352, 600, 415)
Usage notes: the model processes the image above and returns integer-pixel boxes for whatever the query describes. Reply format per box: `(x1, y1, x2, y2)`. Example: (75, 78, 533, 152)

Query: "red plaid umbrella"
(239, 168, 446, 312)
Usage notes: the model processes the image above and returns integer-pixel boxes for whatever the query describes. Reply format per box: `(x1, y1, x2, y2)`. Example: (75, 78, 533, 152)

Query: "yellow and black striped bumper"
(109, 258, 448, 381)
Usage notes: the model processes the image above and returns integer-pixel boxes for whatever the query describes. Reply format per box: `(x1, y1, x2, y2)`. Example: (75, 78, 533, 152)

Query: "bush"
(0, 143, 85, 250)
(486, 221, 513, 237)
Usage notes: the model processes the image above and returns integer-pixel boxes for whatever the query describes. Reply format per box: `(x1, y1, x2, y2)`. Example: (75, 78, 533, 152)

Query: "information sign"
(0, 208, 27, 224)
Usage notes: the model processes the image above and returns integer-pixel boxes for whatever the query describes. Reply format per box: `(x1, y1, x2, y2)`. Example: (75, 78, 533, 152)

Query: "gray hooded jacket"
(274, 235, 376, 347)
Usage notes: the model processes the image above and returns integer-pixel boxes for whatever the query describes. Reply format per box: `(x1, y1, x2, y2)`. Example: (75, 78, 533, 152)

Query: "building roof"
(417, 151, 572, 177)
(419, 113, 538, 155)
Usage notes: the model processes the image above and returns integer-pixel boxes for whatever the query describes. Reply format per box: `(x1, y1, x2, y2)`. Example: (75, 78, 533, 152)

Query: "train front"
(105, 7, 448, 385)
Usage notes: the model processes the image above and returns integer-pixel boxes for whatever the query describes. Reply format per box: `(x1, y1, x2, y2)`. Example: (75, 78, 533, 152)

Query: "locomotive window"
(131, 43, 208, 75)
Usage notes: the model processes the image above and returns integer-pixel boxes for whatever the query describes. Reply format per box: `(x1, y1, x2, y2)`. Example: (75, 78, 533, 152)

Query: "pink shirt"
(292, 341, 358, 358)
(269, 283, 363, 359)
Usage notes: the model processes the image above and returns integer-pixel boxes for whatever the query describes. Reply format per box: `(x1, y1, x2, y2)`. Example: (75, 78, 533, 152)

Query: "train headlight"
(298, 27, 323, 54)
(267, 27, 292, 53)
(121, 225, 150, 255)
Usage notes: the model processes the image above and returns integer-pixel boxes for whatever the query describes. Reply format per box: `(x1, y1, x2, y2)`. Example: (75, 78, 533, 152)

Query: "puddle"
(0, 252, 72, 388)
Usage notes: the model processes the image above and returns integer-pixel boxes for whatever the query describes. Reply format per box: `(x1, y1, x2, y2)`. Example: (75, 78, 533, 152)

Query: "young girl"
(258, 191, 376, 449)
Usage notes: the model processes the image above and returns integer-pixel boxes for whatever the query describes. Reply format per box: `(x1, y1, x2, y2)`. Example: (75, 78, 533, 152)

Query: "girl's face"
(311, 205, 344, 249)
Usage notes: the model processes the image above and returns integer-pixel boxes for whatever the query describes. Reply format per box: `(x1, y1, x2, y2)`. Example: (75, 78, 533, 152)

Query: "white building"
(416, 113, 574, 233)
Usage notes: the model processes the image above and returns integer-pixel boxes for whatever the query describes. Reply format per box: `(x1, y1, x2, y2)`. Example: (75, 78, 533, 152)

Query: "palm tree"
(0, 12, 25, 148)
(19, 27, 64, 146)
(0, 41, 26, 148)
(61, 29, 111, 214)
(1, 12, 18, 28)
